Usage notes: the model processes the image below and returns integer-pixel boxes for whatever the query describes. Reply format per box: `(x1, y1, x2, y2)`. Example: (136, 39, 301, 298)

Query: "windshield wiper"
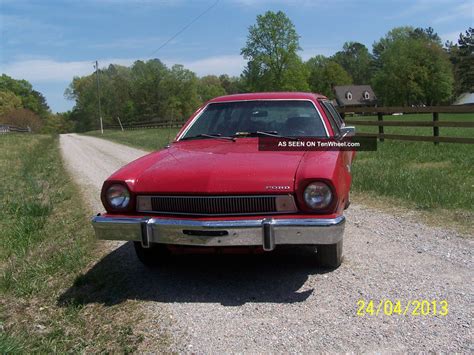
(180, 133, 236, 142)
(234, 131, 299, 141)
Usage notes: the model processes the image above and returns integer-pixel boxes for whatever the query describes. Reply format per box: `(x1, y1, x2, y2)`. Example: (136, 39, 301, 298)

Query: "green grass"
(0, 134, 143, 353)
(86, 127, 180, 151)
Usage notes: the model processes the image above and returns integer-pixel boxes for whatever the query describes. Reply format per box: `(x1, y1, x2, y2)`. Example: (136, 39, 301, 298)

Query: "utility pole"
(94, 60, 104, 134)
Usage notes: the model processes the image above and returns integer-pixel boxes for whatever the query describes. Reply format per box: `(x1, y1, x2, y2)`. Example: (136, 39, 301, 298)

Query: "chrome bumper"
(91, 215, 345, 251)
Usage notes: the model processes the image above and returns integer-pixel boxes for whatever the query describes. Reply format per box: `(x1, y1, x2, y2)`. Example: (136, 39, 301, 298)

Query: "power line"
(148, 0, 219, 57)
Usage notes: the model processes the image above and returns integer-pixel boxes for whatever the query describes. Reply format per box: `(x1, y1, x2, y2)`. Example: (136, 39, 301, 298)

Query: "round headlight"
(106, 184, 130, 209)
(304, 182, 332, 210)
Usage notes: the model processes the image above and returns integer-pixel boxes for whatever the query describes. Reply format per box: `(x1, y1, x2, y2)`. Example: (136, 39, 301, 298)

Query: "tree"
(197, 75, 226, 102)
(0, 74, 50, 118)
(241, 11, 309, 91)
(159, 64, 201, 120)
(219, 74, 244, 94)
(332, 42, 373, 84)
(446, 27, 474, 96)
(372, 27, 454, 105)
(306, 55, 352, 98)
(0, 90, 22, 116)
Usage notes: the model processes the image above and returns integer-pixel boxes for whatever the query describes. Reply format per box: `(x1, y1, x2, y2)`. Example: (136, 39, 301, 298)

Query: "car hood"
(132, 139, 306, 194)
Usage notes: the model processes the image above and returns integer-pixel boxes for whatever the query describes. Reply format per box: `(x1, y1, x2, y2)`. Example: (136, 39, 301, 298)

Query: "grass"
(86, 127, 179, 151)
(0, 134, 144, 352)
(84, 113, 473, 233)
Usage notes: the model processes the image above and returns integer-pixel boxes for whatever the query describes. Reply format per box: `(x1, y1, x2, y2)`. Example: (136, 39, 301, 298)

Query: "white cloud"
(165, 55, 245, 76)
(0, 55, 246, 83)
(440, 30, 463, 44)
(0, 58, 135, 82)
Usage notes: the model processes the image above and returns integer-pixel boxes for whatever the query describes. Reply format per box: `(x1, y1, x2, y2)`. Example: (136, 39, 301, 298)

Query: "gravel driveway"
(60, 133, 473, 353)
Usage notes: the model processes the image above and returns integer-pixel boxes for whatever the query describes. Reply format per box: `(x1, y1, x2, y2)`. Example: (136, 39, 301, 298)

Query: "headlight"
(303, 182, 332, 210)
(106, 184, 130, 209)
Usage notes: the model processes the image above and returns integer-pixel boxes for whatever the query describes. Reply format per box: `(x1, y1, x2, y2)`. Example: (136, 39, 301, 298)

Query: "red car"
(92, 92, 355, 268)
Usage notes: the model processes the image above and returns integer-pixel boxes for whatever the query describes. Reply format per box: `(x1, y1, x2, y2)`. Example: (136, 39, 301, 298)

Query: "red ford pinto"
(92, 92, 355, 268)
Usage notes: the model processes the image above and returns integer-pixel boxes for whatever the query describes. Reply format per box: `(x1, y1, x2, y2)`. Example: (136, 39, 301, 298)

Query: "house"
(333, 85, 377, 107)
(453, 92, 474, 105)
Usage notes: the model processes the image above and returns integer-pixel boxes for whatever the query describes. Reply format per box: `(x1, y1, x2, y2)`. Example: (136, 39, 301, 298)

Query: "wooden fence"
(0, 124, 31, 134)
(337, 106, 474, 145)
(104, 120, 185, 130)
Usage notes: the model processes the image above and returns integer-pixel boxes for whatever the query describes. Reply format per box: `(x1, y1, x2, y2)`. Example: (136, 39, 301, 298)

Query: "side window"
(320, 101, 341, 137)
(325, 102, 344, 127)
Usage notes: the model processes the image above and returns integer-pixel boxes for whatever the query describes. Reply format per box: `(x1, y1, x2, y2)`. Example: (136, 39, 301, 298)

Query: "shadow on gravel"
(58, 242, 332, 307)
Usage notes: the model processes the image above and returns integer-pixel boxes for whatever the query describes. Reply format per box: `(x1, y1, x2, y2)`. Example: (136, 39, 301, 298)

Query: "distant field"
(84, 113, 473, 230)
(86, 128, 180, 151)
(0, 134, 142, 352)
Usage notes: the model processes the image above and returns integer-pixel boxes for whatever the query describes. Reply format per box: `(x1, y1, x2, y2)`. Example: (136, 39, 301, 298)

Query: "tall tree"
(446, 27, 474, 96)
(332, 42, 373, 84)
(241, 11, 309, 91)
(306, 55, 352, 98)
(372, 27, 453, 105)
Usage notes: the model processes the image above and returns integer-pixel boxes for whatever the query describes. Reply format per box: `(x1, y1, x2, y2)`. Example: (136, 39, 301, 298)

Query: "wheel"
(316, 240, 343, 268)
(133, 242, 171, 267)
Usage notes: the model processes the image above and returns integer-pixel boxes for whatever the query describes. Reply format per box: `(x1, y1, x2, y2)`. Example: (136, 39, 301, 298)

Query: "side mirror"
(339, 126, 356, 139)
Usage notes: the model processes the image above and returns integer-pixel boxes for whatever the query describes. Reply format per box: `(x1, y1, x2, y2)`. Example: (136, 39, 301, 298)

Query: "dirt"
(60, 133, 473, 353)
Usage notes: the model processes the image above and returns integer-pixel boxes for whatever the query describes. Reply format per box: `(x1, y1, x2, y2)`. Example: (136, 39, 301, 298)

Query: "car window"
(322, 101, 344, 127)
(182, 100, 328, 138)
(320, 101, 341, 137)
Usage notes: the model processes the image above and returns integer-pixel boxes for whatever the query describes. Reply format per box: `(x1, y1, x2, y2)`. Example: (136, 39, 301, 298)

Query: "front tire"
(133, 242, 171, 267)
(316, 240, 343, 268)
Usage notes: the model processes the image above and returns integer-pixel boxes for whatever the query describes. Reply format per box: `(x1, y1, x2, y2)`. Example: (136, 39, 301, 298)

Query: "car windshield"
(180, 100, 327, 140)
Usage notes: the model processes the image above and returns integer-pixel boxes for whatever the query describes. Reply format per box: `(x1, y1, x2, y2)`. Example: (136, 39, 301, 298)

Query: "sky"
(1, 0, 473, 113)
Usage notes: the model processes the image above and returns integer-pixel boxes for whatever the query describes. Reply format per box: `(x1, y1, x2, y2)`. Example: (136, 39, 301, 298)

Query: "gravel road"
(60, 133, 473, 353)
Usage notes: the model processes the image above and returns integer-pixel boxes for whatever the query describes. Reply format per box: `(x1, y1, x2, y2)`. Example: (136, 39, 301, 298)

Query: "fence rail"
(338, 105, 474, 145)
(337, 105, 474, 114)
(0, 124, 31, 134)
(104, 120, 185, 130)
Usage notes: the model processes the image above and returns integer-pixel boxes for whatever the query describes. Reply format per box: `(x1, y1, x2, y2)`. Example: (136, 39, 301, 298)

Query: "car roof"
(208, 92, 327, 103)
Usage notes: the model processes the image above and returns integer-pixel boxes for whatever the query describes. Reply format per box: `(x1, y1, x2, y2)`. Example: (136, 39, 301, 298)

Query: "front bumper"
(91, 215, 345, 251)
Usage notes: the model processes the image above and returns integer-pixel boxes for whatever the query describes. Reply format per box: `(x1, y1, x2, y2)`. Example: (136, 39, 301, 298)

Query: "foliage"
(0, 90, 22, 116)
(332, 42, 373, 84)
(241, 11, 309, 92)
(445, 27, 474, 96)
(0, 74, 50, 119)
(306, 55, 352, 98)
(42, 112, 75, 134)
(372, 26, 453, 106)
(0, 108, 43, 132)
(198, 75, 227, 102)
(66, 60, 208, 131)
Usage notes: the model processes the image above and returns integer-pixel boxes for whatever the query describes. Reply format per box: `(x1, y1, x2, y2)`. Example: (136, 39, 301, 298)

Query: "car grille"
(136, 195, 297, 216)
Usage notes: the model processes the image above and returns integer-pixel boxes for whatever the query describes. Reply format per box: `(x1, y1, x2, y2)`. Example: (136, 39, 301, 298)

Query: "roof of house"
(210, 92, 328, 103)
(333, 85, 377, 106)
(453, 92, 474, 105)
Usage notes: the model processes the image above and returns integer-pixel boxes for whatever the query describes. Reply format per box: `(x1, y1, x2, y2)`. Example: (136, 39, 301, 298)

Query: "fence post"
(433, 112, 439, 145)
(377, 112, 384, 142)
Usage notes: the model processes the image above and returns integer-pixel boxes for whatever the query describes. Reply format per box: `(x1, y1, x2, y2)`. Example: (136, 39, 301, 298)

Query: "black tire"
(316, 240, 343, 268)
(133, 242, 171, 267)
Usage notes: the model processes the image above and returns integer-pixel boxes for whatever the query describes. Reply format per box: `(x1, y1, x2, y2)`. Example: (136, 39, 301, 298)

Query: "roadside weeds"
(0, 134, 146, 353)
